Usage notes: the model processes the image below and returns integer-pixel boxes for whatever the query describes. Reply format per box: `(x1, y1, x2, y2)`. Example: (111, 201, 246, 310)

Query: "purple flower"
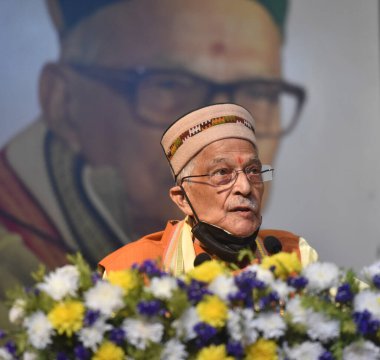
(319, 351, 334, 360)
(353, 310, 380, 335)
(258, 292, 280, 310)
(74, 345, 90, 360)
(91, 272, 102, 284)
(137, 300, 162, 317)
(5, 341, 16, 355)
(335, 283, 353, 303)
(287, 276, 308, 289)
(84, 309, 100, 326)
(373, 274, 380, 289)
(235, 271, 265, 292)
(187, 279, 211, 303)
(193, 322, 217, 347)
(56, 352, 69, 360)
(227, 340, 244, 358)
(0, 329, 6, 339)
(136, 260, 164, 277)
(109, 327, 126, 345)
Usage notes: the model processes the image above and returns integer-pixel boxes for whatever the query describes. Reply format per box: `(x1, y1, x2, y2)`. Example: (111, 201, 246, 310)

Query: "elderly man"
(0, 0, 305, 326)
(100, 104, 316, 274)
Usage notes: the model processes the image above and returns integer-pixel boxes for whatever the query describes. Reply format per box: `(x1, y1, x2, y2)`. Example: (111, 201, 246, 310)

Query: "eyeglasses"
(67, 62, 306, 138)
(180, 164, 273, 187)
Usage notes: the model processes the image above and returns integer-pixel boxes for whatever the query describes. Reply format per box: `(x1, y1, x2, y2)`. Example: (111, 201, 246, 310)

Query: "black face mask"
(192, 220, 260, 263)
(180, 185, 260, 263)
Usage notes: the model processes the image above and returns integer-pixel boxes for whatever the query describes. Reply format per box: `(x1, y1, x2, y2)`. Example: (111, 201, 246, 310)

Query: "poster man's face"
(58, 0, 282, 234)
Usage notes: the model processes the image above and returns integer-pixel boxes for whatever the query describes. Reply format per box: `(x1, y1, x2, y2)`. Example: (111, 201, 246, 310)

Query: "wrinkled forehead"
(62, 0, 281, 79)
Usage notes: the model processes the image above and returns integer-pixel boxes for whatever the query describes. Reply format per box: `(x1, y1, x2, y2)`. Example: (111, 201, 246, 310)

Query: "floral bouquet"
(1, 252, 380, 360)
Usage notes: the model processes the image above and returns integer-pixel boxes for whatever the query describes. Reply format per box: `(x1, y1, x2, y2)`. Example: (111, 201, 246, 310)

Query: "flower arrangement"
(1, 252, 380, 360)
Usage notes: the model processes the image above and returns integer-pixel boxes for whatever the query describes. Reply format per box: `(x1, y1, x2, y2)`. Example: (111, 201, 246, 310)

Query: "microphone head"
(263, 236, 282, 255)
(194, 253, 212, 267)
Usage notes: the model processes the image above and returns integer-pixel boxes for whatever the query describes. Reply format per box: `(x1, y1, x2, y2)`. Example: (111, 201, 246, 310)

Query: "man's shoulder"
(98, 220, 179, 272)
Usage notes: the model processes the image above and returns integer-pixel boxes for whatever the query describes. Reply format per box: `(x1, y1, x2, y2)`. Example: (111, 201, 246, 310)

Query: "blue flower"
(5, 341, 16, 356)
(319, 351, 334, 360)
(84, 309, 100, 326)
(74, 344, 90, 360)
(373, 274, 380, 289)
(335, 283, 353, 303)
(0, 330, 5, 339)
(353, 310, 380, 335)
(186, 279, 211, 303)
(137, 299, 162, 316)
(193, 322, 217, 347)
(227, 340, 244, 358)
(287, 275, 308, 289)
(109, 327, 126, 345)
(136, 260, 164, 277)
(56, 352, 69, 360)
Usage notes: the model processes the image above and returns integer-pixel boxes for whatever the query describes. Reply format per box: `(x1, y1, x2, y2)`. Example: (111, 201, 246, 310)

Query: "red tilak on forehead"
(236, 156, 244, 165)
(209, 41, 226, 56)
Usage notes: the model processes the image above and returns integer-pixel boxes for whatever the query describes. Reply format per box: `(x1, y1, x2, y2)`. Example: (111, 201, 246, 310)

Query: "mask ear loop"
(179, 184, 200, 224)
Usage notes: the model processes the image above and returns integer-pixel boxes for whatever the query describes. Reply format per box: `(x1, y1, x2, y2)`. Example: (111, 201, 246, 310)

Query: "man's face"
(58, 0, 281, 234)
(181, 139, 263, 237)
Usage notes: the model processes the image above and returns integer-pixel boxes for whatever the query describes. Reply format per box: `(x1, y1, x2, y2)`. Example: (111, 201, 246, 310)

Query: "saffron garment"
(99, 217, 318, 276)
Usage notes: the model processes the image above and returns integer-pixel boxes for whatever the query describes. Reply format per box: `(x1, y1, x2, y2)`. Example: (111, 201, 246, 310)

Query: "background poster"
(0, 0, 379, 272)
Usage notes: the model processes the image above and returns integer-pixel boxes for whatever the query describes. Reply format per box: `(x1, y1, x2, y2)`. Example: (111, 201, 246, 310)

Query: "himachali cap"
(161, 104, 257, 178)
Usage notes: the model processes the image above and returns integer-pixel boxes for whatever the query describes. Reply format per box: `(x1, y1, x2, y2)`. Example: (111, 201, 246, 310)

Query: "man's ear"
(39, 62, 81, 152)
(169, 185, 193, 216)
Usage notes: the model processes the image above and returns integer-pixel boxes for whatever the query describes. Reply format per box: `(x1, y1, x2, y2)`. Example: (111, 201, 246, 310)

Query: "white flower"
(244, 264, 274, 285)
(161, 339, 188, 360)
(302, 262, 340, 292)
(286, 297, 312, 325)
(9, 298, 26, 324)
(252, 313, 286, 339)
(84, 281, 124, 316)
(306, 312, 339, 342)
(227, 309, 245, 342)
(209, 275, 238, 301)
(123, 318, 164, 350)
(172, 307, 200, 340)
(147, 276, 178, 300)
(362, 261, 380, 282)
(271, 280, 292, 301)
(22, 352, 37, 360)
(37, 265, 79, 301)
(354, 291, 380, 320)
(343, 340, 380, 360)
(0, 348, 12, 360)
(241, 308, 259, 345)
(285, 341, 325, 360)
(23, 311, 54, 350)
(78, 317, 112, 351)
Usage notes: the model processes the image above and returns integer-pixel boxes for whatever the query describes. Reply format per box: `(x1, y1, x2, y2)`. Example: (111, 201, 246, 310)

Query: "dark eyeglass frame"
(180, 164, 274, 187)
(66, 62, 306, 138)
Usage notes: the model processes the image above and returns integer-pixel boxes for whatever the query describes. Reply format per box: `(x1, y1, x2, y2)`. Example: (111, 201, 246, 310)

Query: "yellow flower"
(245, 339, 278, 360)
(92, 341, 125, 360)
(48, 300, 84, 337)
(188, 260, 225, 283)
(196, 344, 234, 360)
(107, 269, 139, 294)
(196, 295, 228, 328)
(261, 252, 301, 280)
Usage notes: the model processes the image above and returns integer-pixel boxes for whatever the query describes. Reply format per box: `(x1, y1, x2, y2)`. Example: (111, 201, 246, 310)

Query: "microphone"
(263, 236, 282, 255)
(194, 253, 212, 267)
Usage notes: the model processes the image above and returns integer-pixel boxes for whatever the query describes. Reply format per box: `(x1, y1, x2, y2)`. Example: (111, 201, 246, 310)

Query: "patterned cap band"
(161, 104, 257, 177)
(166, 115, 254, 161)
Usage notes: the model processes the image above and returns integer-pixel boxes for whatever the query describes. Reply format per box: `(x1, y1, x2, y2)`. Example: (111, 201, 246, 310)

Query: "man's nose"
(232, 171, 252, 196)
